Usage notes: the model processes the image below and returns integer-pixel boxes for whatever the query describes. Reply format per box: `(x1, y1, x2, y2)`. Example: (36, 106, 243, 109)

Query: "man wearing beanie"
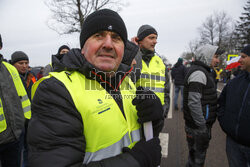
(183, 44, 224, 167)
(11, 51, 36, 99)
(28, 9, 163, 167)
(43, 45, 70, 76)
(11, 51, 35, 167)
(218, 44, 250, 167)
(133, 24, 170, 117)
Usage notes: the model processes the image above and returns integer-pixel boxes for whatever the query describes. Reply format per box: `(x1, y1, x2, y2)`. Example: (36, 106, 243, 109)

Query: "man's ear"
(81, 48, 85, 55)
(131, 37, 139, 45)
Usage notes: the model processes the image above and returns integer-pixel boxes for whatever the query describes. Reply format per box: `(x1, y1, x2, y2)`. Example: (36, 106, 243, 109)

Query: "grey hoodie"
(194, 44, 218, 67)
(186, 44, 218, 129)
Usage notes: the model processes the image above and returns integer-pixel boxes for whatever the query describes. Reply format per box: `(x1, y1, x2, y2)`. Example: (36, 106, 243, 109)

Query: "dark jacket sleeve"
(28, 77, 140, 167)
(163, 66, 170, 117)
(217, 83, 227, 121)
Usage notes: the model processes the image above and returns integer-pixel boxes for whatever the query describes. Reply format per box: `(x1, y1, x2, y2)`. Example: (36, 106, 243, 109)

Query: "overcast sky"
(0, 0, 246, 66)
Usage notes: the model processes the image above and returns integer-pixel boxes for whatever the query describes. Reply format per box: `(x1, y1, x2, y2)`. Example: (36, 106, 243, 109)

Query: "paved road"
(159, 81, 228, 166)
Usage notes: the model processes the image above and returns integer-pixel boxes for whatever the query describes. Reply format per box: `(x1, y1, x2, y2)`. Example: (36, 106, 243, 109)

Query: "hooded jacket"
(183, 45, 218, 128)
(27, 49, 141, 167)
(218, 71, 250, 147)
(42, 53, 65, 77)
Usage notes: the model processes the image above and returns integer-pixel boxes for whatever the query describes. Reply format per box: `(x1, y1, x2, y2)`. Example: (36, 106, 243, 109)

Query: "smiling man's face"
(81, 31, 124, 72)
(238, 52, 250, 72)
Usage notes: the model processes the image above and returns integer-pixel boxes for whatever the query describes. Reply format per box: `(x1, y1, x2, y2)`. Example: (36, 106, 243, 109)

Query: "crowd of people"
(0, 9, 249, 167)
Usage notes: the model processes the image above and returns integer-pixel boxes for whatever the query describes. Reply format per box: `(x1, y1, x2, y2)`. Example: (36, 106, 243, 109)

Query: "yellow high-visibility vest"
(0, 62, 31, 133)
(32, 71, 141, 164)
(136, 55, 166, 105)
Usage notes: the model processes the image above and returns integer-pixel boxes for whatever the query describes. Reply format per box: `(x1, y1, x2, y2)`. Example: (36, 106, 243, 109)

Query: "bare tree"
(198, 15, 217, 45)
(198, 11, 234, 48)
(188, 39, 200, 53)
(215, 11, 232, 48)
(45, 0, 128, 35)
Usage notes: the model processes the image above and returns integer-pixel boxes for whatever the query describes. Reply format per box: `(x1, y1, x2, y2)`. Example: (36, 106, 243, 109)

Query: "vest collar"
(53, 48, 133, 91)
(193, 60, 211, 72)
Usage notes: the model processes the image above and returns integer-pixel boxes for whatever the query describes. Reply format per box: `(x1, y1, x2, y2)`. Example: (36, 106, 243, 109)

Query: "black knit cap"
(11, 51, 29, 65)
(137, 24, 158, 41)
(241, 44, 250, 56)
(122, 40, 139, 66)
(57, 45, 70, 54)
(80, 9, 127, 48)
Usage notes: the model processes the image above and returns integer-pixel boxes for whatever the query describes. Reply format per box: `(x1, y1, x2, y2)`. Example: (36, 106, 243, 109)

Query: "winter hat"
(122, 40, 139, 66)
(57, 45, 70, 54)
(241, 44, 250, 56)
(194, 44, 218, 66)
(11, 51, 29, 65)
(177, 58, 183, 63)
(137, 24, 158, 41)
(80, 9, 127, 48)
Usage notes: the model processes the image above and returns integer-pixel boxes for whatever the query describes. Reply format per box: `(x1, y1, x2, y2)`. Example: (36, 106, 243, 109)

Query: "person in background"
(214, 68, 223, 84)
(28, 9, 163, 167)
(218, 44, 250, 167)
(0, 52, 31, 166)
(11, 51, 36, 99)
(122, 40, 139, 82)
(36, 67, 44, 80)
(133, 24, 170, 117)
(183, 44, 224, 167)
(11, 51, 35, 167)
(171, 57, 187, 111)
(43, 45, 70, 76)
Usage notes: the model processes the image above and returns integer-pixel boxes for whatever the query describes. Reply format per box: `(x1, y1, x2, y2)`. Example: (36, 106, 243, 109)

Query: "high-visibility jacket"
(0, 62, 31, 133)
(32, 71, 141, 164)
(136, 55, 166, 105)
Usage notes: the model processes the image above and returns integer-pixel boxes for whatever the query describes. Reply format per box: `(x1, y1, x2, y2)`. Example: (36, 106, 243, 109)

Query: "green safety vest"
(136, 55, 166, 105)
(32, 71, 141, 164)
(0, 62, 31, 133)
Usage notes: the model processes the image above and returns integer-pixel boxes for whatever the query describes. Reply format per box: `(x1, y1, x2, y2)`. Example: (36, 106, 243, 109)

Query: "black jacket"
(171, 63, 187, 86)
(0, 59, 25, 145)
(218, 71, 250, 147)
(27, 49, 141, 167)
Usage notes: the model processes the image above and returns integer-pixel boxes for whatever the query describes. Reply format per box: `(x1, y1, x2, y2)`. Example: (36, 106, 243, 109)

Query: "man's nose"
(153, 39, 157, 44)
(102, 35, 113, 49)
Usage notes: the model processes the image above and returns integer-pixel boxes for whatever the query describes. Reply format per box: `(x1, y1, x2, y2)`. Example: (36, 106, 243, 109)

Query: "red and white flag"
(225, 56, 240, 70)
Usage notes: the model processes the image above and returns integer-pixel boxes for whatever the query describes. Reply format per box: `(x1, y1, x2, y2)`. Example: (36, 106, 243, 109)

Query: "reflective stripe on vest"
(2, 62, 31, 119)
(136, 55, 166, 104)
(0, 98, 7, 132)
(140, 73, 166, 82)
(39, 71, 141, 164)
(84, 129, 140, 163)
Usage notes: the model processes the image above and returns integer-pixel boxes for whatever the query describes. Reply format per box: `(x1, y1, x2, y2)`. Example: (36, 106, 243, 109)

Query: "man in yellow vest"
(133, 25, 170, 117)
(28, 9, 163, 167)
(0, 54, 31, 167)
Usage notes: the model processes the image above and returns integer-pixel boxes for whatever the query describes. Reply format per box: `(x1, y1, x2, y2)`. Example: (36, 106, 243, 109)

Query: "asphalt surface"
(159, 82, 228, 167)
